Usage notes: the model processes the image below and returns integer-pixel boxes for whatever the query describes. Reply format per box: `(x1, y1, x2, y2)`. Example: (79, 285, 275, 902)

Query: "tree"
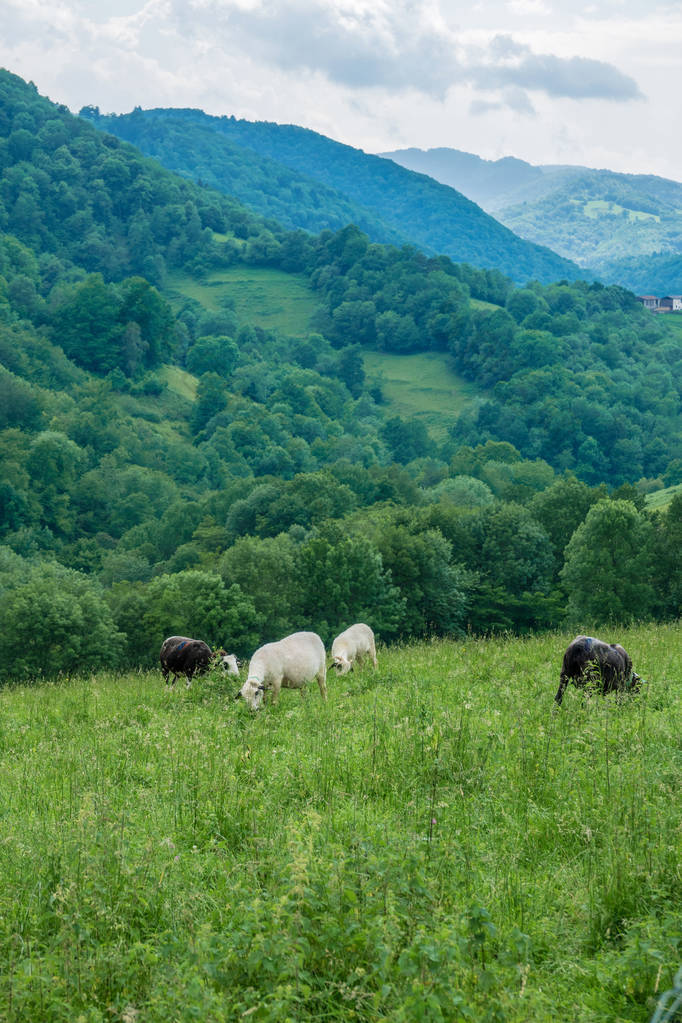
(476, 503, 554, 594)
(374, 522, 473, 638)
(51, 274, 122, 373)
(26, 431, 83, 537)
(425, 475, 494, 508)
(530, 474, 604, 560)
(116, 570, 262, 666)
(117, 276, 174, 369)
(381, 416, 432, 464)
(650, 493, 682, 619)
(560, 500, 656, 624)
(505, 287, 545, 324)
(186, 336, 239, 379)
(219, 534, 302, 641)
(296, 524, 405, 643)
(0, 557, 124, 682)
(191, 373, 228, 435)
(336, 344, 365, 397)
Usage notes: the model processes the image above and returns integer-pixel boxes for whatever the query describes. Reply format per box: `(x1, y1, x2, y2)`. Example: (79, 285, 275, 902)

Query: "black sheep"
(555, 635, 641, 705)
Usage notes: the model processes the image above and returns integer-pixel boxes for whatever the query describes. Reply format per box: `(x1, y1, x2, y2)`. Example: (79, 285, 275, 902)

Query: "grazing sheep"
(331, 623, 377, 675)
(238, 631, 327, 710)
(160, 636, 239, 688)
(554, 634, 642, 705)
(217, 651, 240, 677)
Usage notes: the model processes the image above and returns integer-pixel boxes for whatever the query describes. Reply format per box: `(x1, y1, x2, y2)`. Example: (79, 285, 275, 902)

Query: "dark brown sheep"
(555, 635, 641, 705)
(160, 636, 238, 687)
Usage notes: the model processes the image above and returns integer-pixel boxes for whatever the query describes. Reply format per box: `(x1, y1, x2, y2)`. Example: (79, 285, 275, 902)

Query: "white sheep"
(219, 652, 240, 676)
(239, 631, 327, 710)
(331, 623, 377, 675)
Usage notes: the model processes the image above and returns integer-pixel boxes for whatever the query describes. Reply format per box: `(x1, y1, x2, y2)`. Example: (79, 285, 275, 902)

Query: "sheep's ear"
(234, 690, 242, 701)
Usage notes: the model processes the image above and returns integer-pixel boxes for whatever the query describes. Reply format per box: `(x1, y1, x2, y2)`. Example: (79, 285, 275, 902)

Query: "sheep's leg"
(316, 668, 327, 701)
(554, 673, 569, 705)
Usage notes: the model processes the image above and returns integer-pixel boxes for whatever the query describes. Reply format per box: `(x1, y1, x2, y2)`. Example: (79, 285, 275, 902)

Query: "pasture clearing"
(364, 350, 482, 441)
(646, 482, 682, 512)
(0, 625, 680, 1021)
(581, 200, 660, 223)
(168, 267, 321, 337)
(158, 365, 198, 403)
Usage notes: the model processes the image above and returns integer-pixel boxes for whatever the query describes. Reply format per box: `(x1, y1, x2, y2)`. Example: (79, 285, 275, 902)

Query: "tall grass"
(0, 625, 680, 1021)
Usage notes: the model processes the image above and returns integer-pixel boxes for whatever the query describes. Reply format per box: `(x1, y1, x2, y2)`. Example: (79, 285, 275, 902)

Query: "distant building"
(659, 295, 682, 311)
(637, 295, 660, 309)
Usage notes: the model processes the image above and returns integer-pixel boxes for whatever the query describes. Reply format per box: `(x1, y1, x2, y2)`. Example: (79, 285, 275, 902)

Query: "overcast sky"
(1, 0, 681, 179)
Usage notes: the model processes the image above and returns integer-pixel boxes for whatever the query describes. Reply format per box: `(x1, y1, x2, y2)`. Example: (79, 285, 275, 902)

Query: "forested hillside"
(0, 69, 681, 682)
(79, 106, 583, 285)
(383, 146, 682, 293)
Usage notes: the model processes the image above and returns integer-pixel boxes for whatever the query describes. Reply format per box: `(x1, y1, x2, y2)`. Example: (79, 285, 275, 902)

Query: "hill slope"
(1, 69, 681, 679)
(80, 106, 585, 286)
(382, 146, 682, 292)
(2, 69, 680, 497)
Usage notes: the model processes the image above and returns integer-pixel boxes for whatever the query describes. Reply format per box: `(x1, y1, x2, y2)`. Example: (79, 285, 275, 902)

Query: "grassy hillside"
(168, 266, 321, 335)
(364, 350, 482, 440)
(82, 107, 584, 286)
(1, 627, 679, 1021)
(158, 364, 198, 402)
(646, 482, 682, 510)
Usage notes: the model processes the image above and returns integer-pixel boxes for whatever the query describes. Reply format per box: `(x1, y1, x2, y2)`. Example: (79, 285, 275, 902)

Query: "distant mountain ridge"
(81, 106, 584, 286)
(381, 146, 682, 293)
(378, 147, 550, 211)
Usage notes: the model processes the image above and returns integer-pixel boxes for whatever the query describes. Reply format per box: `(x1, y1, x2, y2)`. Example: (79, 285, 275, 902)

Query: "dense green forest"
(0, 69, 681, 682)
(79, 105, 583, 286)
(81, 106, 409, 248)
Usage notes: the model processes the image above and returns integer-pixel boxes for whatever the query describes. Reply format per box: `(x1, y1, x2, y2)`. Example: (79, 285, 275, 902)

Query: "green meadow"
(1, 625, 680, 1022)
(157, 365, 198, 403)
(581, 200, 660, 224)
(646, 483, 682, 512)
(168, 267, 321, 336)
(364, 351, 482, 440)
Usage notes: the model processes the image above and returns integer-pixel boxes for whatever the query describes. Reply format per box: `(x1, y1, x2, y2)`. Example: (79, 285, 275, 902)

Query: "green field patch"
(159, 364, 199, 402)
(470, 297, 502, 312)
(662, 315, 682, 336)
(364, 350, 482, 439)
(169, 266, 321, 336)
(646, 481, 682, 510)
(583, 199, 659, 223)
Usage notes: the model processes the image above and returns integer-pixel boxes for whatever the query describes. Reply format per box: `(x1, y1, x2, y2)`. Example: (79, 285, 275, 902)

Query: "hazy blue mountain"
(379, 147, 550, 210)
(382, 146, 682, 292)
(81, 106, 585, 285)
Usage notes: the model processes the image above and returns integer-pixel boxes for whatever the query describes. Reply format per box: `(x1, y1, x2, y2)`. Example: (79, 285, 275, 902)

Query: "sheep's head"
(216, 651, 239, 676)
(628, 671, 643, 692)
(333, 655, 352, 675)
(239, 677, 265, 710)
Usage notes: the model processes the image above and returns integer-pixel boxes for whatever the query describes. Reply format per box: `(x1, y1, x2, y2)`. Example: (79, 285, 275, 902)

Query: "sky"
(1, 0, 682, 179)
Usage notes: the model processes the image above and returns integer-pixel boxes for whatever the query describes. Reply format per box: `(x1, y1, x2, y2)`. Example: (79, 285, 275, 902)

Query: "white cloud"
(0, 0, 679, 177)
